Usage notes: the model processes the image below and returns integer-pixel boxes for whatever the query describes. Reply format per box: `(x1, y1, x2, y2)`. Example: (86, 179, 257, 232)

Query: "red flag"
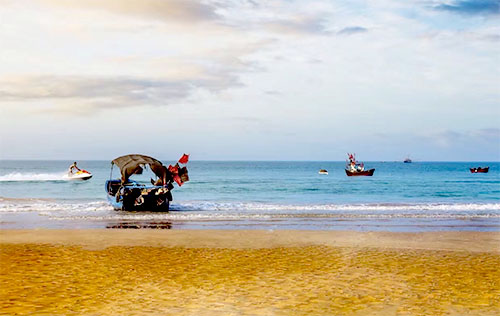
(168, 165, 178, 174)
(178, 154, 189, 164)
(168, 164, 184, 186)
(173, 175, 183, 186)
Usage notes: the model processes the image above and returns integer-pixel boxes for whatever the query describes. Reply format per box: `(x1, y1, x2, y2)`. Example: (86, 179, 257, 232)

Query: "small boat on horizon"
(404, 157, 412, 163)
(345, 153, 375, 177)
(318, 169, 328, 175)
(470, 167, 489, 173)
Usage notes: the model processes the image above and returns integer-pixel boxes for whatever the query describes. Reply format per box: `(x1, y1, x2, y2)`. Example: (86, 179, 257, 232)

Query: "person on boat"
(68, 162, 80, 175)
(357, 162, 365, 172)
(349, 161, 356, 172)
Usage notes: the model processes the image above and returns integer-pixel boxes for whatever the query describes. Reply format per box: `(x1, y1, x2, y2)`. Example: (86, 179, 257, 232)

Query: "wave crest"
(173, 201, 500, 212)
(1, 199, 499, 218)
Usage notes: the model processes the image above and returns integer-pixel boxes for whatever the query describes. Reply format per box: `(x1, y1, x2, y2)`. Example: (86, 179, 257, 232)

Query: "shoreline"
(1, 229, 500, 252)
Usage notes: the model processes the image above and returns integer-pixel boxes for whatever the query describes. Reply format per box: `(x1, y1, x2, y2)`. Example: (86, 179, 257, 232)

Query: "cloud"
(263, 16, 331, 35)
(0, 74, 241, 112)
(0, 1, 279, 114)
(337, 26, 368, 35)
(38, 0, 332, 37)
(230, 116, 264, 123)
(433, 0, 500, 15)
(39, 0, 221, 23)
(469, 128, 500, 140)
(264, 90, 282, 96)
(422, 128, 500, 148)
(214, 1, 334, 36)
(483, 33, 500, 41)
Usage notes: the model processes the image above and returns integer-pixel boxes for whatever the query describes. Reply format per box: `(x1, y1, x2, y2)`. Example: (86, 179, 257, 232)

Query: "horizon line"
(1, 159, 499, 163)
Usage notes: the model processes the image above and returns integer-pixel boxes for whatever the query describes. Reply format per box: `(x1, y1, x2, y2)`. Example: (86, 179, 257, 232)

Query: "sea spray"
(0, 172, 67, 182)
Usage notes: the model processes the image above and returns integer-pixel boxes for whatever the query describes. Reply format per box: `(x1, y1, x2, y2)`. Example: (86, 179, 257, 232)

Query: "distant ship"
(318, 169, 328, 175)
(470, 167, 489, 173)
(404, 157, 412, 163)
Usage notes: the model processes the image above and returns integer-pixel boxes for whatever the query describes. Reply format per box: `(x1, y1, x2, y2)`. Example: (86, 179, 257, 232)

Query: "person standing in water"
(68, 162, 80, 175)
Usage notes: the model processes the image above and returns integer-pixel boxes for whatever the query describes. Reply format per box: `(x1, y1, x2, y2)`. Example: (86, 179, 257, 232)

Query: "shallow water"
(0, 160, 499, 231)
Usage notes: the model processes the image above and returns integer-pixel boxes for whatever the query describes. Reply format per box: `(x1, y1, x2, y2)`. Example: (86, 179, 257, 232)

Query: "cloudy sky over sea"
(1, 0, 499, 161)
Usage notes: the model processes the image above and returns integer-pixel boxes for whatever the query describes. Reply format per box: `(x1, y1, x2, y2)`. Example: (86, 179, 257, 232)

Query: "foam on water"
(0, 199, 111, 213)
(1, 199, 498, 231)
(1, 199, 499, 220)
(0, 172, 67, 182)
(173, 201, 500, 212)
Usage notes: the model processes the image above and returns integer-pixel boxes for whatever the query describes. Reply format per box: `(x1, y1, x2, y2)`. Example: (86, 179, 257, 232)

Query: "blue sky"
(0, 0, 499, 161)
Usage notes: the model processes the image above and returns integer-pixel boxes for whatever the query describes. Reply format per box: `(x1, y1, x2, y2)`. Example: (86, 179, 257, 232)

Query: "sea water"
(0, 160, 499, 231)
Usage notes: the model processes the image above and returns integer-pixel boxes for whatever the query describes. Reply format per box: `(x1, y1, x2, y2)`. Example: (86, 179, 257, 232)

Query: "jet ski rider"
(68, 162, 81, 175)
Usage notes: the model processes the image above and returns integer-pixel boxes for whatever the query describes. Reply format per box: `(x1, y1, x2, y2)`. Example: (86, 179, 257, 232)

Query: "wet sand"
(1, 230, 499, 315)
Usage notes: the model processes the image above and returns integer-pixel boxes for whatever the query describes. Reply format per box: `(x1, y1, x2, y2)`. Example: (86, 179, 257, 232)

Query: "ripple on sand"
(1, 244, 499, 315)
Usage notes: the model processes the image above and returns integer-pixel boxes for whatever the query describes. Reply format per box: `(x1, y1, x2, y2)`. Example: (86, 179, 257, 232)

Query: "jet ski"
(67, 170, 92, 180)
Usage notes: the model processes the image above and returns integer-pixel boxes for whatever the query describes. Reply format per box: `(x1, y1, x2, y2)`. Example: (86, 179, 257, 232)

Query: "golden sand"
(1, 230, 499, 316)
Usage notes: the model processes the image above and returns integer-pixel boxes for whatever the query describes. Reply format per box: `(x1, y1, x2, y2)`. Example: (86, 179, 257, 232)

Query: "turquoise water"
(1, 160, 499, 231)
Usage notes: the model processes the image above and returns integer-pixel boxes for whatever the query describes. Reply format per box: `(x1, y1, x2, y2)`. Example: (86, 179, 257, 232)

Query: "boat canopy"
(111, 154, 166, 181)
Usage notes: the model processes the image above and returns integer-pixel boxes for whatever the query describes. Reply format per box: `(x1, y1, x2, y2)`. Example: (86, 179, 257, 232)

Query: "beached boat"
(105, 154, 189, 211)
(470, 167, 489, 173)
(318, 169, 328, 175)
(345, 153, 375, 177)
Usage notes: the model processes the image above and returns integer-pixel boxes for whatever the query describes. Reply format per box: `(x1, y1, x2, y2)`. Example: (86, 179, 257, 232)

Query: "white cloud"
(38, 0, 222, 22)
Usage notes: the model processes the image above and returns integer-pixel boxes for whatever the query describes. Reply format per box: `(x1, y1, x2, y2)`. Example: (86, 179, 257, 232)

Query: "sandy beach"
(1, 230, 499, 315)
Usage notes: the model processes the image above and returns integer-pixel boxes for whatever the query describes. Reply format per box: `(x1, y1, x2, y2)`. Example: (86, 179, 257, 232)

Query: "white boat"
(67, 170, 92, 180)
(318, 169, 328, 175)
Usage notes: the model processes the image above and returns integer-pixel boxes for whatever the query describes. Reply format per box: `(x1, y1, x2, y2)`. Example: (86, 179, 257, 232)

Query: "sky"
(0, 0, 499, 161)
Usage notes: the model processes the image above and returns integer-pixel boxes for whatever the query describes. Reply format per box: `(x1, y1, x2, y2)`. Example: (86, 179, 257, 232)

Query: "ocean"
(0, 160, 499, 231)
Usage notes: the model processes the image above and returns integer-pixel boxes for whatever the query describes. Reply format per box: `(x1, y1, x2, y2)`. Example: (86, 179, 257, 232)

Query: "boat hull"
(105, 180, 171, 212)
(345, 169, 375, 176)
(67, 170, 92, 180)
(470, 167, 489, 173)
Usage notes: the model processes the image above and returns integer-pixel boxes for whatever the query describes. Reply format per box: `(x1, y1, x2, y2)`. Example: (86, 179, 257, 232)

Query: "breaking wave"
(172, 201, 500, 213)
(1, 199, 499, 219)
(0, 199, 111, 213)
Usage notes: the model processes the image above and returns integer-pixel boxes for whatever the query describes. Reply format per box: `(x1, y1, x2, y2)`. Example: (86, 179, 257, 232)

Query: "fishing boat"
(470, 167, 489, 173)
(318, 169, 328, 175)
(404, 157, 412, 163)
(345, 168, 375, 176)
(345, 153, 375, 176)
(105, 154, 189, 211)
